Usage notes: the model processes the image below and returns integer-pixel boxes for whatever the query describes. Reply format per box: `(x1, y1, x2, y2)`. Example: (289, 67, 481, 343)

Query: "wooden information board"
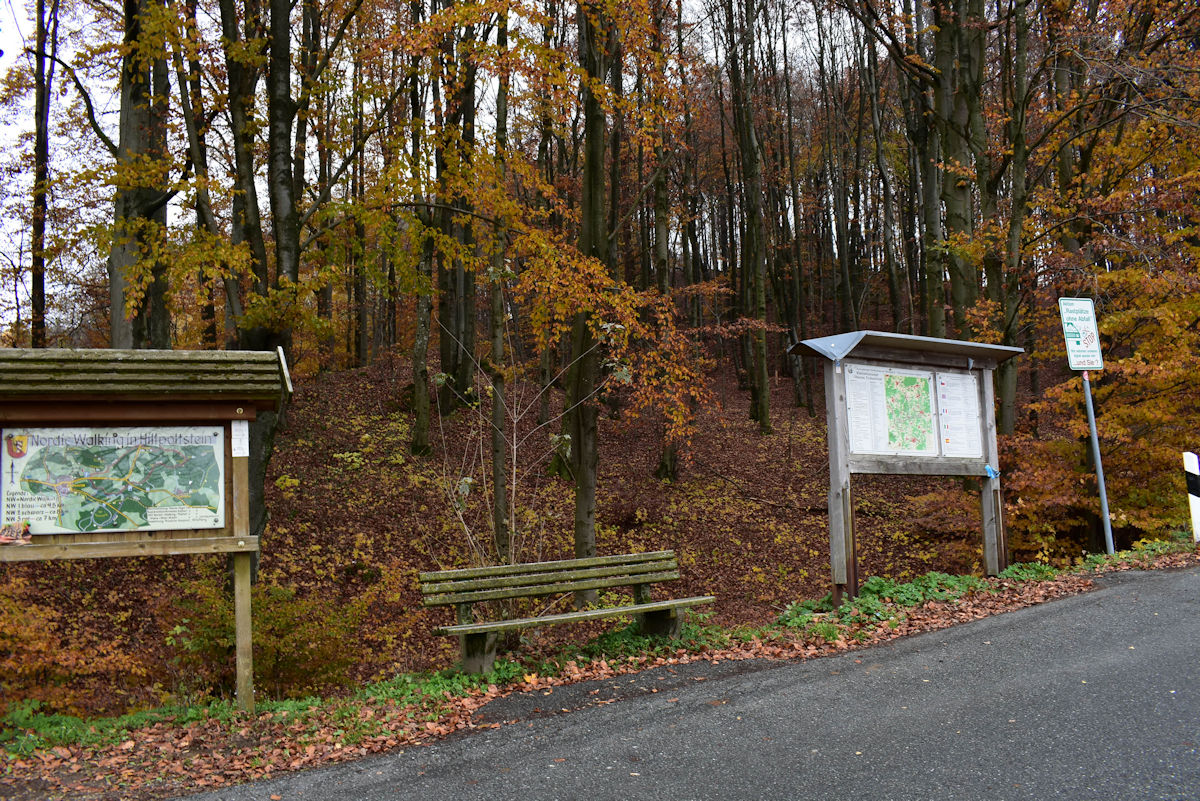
(0, 348, 292, 712)
(792, 332, 1022, 602)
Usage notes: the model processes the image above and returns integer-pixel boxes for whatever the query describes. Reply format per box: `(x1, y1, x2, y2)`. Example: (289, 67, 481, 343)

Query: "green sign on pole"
(1058, 297, 1104, 371)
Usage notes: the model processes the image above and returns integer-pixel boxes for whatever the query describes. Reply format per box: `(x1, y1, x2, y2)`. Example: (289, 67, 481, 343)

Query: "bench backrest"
(419, 550, 679, 608)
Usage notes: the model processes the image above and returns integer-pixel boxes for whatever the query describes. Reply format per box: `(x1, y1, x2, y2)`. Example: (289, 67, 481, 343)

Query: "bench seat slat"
(424, 570, 681, 607)
(435, 596, 716, 636)
(421, 558, 676, 596)
(418, 550, 675, 583)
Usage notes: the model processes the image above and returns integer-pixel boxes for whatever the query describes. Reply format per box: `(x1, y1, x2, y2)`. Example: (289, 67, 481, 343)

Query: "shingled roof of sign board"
(0, 349, 291, 403)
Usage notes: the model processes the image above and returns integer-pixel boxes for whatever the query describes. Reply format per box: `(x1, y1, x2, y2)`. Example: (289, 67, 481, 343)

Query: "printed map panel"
(884, 374, 936, 452)
(845, 363, 938, 456)
(1, 427, 225, 534)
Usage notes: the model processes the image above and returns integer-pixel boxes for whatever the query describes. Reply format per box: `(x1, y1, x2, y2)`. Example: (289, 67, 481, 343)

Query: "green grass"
(0, 698, 245, 756)
(0, 661, 526, 757)
(522, 612, 731, 678)
(998, 561, 1058, 581)
(778, 570, 991, 631)
(1070, 530, 1193, 573)
(361, 661, 524, 705)
(775, 531, 1196, 647)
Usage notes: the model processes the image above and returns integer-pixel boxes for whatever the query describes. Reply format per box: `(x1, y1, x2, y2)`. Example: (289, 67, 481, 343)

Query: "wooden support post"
(825, 360, 858, 603)
(979, 368, 1008, 575)
(233, 551, 254, 712)
(232, 448, 255, 712)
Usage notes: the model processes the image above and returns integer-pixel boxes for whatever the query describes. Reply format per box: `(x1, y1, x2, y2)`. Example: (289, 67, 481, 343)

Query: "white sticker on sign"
(231, 420, 250, 458)
(935, 371, 983, 458)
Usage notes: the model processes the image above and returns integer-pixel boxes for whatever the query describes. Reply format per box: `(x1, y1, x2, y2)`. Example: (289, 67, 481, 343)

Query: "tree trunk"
(217, 0, 269, 307)
(409, 0, 434, 453)
(267, 0, 299, 302)
(489, 9, 511, 562)
(565, 0, 612, 596)
(727, 0, 771, 433)
(780, 12, 812, 410)
(997, 0, 1030, 434)
(934, 0, 976, 336)
(31, 0, 58, 348)
(109, 0, 171, 350)
(865, 43, 904, 333)
(435, 3, 478, 409)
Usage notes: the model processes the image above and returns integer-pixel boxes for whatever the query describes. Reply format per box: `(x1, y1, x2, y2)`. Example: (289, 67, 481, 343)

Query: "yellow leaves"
(963, 298, 1004, 344)
(274, 474, 301, 496)
(513, 230, 632, 348)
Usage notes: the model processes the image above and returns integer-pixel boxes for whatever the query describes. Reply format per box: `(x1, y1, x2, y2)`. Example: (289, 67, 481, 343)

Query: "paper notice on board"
(231, 420, 250, 458)
(935, 371, 983, 458)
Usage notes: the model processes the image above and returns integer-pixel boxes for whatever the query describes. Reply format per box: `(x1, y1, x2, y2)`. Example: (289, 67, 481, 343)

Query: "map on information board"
(845, 363, 983, 459)
(846, 364, 937, 455)
(1, 426, 225, 535)
(884, 373, 935, 451)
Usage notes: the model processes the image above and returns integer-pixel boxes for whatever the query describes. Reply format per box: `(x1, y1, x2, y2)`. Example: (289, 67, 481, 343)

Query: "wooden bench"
(419, 550, 715, 672)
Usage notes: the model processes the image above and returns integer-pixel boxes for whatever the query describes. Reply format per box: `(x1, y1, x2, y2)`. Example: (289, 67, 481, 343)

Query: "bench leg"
(637, 608, 683, 638)
(460, 632, 498, 673)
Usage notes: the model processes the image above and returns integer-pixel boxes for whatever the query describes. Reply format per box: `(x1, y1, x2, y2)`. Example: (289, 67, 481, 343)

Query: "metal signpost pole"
(1081, 370, 1114, 555)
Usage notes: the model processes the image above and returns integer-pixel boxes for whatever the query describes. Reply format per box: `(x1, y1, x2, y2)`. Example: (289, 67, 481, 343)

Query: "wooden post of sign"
(824, 359, 858, 604)
(232, 442, 254, 713)
(979, 368, 1008, 575)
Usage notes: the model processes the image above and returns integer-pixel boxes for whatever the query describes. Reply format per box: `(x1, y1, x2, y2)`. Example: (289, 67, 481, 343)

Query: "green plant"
(998, 562, 1059, 581)
(274, 474, 301, 494)
(330, 451, 366, 472)
(780, 571, 991, 636)
(778, 593, 834, 626)
(363, 661, 523, 706)
(809, 619, 841, 642)
(776, 607, 841, 642)
(523, 611, 726, 673)
(1071, 531, 1194, 572)
(0, 697, 243, 756)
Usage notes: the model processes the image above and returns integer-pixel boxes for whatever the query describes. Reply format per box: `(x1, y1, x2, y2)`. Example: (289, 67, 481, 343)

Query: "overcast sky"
(1, 0, 28, 81)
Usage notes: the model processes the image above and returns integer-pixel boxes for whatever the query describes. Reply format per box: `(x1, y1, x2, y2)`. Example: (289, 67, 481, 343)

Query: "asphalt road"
(183, 566, 1200, 801)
